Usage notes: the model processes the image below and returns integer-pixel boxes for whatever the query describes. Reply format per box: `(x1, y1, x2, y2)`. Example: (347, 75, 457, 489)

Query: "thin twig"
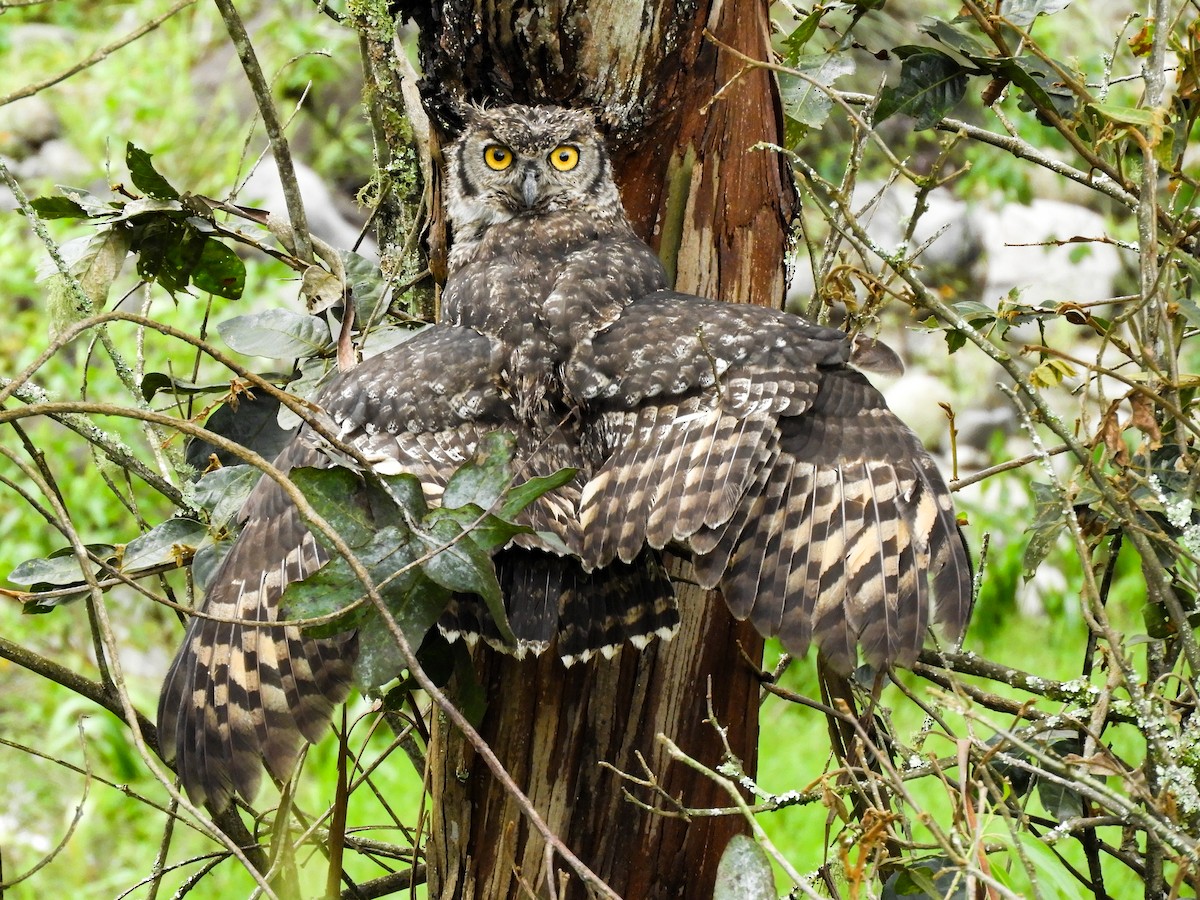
(0, 0, 199, 108)
(212, 0, 313, 263)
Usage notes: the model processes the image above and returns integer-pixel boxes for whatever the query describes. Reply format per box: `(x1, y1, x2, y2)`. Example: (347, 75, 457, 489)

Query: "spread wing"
(158, 325, 513, 810)
(158, 322, 678, 809)
(569, 291, 972, 673)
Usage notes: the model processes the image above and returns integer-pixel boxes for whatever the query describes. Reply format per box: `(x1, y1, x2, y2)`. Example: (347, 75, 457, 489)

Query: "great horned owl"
(158, 104, 971, 811)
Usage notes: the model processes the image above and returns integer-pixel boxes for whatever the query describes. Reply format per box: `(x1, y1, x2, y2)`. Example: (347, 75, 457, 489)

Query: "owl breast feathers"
(158, 103, 972, 810)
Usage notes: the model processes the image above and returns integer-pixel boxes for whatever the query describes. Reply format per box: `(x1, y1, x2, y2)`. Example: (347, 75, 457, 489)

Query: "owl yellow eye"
(549, 145, 580, 172)
(484, 145, 513, 170)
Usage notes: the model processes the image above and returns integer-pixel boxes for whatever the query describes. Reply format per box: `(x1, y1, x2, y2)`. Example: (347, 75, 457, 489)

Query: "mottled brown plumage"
(158, 104, 970, 811)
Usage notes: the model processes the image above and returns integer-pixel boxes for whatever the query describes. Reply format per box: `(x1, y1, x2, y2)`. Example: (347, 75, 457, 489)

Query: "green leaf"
(277, 355, 334, 429)
(918, 17, 990, 61)
(499, 468, 578, 521)
(713, 835, 775, 900)
(425, 505, 529, 552)
(780, 10, 822, 66)
(121, 518, 208, 573)
(779, 52, 855, 130)
(379, 473, 429, 520)
(360, 322, 430, 358)
(876, 49, 969, 129)
(132, 215, 187, 293)
(1000, 0, 1073, 27)
(192, 237, 246, 300)
(443, 431, 517, 511)
(1006, 55, 1080, 121)
(344, 250, 393, 330)
(882, 857, 967, 899)
(126, 143, 180, 201)
(280, 523, 428, 634)
(29, 195, 89, 219)
(109, 197, 186, 223)
(1023, 481, 1065, 577)
(278, 555, 375, 637)
(418, 517, 513, 645)
(190, 465, 260, 528)
(289, 467, 376, 550)
(140, 372, 236, 402)
(8, 544, 117, 590)
(1088, 102, 1160, 127)
(353, 576, 450, 692)
(218, 309, 332, 358)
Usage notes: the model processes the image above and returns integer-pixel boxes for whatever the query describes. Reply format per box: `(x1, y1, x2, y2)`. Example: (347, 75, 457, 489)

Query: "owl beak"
(520, 168, 540, 209)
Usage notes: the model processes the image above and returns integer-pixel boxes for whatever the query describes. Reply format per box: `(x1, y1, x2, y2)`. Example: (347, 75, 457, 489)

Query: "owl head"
(444, 104, 625, 239)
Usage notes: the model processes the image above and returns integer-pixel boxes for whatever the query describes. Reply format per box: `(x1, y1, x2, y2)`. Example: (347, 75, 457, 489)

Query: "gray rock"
(237, 158, 378, 260)
(981, 199, 1125, 305)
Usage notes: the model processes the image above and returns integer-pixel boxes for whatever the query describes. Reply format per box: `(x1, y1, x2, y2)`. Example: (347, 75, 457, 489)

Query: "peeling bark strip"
(396, 1, 794, 895)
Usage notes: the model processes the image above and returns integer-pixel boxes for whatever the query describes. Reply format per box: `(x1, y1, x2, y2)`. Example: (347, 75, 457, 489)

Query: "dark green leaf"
(882, 857, 967, 899)
(29, 195, 89, 219)
(121, 518, 208, 573)
(353, 612, 412, 691)
(418, 517, 513, 645)
(876, 50, 969, 129)
(379, 473, 429, 520)
(442, 431, 517, 511)
(919, 17, 991, 61)
(425, 505, 530, 552)
(499, 467, 578, 521)
(353, 577, 450, 692)
(185, 393, 297, 470)
(218, 309, 332, 358)
(126, 142, 180, 200)
(713, 835, 775, 899)
(141, 372, 236, 402)
(1038, 779, 1084, 819)
(131, 215, 198, 295)
(280, 523, 430, 632)
(279, 555, 374, 637)
(191, 536, 233, 593)
(192, 237, 246, 300)
(983, 732, 1036, 796)
(290, 467, 375, 549)
(1006, 55, 1080, 121)
(385, 628, 458, 700)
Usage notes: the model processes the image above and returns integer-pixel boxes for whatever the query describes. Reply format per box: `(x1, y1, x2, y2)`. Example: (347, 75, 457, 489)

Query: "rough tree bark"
(387, 2, 796, 896)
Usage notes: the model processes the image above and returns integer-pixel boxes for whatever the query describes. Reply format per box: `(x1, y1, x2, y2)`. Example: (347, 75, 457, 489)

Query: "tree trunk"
(393, 1, 796, 895)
